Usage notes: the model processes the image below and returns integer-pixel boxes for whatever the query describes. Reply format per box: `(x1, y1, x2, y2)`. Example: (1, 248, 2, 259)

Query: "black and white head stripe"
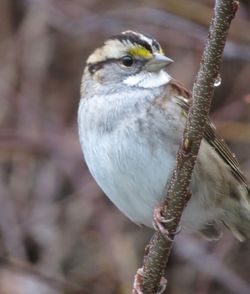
(86, 31, 163, 74)
(111, 31, 162, 54)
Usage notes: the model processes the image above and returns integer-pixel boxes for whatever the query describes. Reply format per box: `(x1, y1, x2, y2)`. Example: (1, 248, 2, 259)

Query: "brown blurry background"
(0, 0, 250, 293)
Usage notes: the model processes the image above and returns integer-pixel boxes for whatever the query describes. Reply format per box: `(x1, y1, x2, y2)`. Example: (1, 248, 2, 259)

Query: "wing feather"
(169, 79, 248, 187)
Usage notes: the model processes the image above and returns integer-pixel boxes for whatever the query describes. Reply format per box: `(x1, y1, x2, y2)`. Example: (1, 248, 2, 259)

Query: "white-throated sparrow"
(78, 31, 250, 241)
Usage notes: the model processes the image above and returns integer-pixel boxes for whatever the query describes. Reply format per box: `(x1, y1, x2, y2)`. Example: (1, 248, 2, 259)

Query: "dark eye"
(121, 55, 134, 67)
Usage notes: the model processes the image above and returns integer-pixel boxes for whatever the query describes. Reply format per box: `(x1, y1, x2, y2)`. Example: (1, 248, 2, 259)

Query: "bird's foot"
(153, 202, 182, 241)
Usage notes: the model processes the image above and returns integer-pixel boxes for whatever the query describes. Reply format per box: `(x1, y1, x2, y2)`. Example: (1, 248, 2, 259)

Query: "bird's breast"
(78, 96, 177, 225)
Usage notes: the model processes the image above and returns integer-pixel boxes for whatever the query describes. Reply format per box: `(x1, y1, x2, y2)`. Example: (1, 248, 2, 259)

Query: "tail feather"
(225, 210, 250, 241)
(223, 186, 250, 242)
(225, 222, 248, 242)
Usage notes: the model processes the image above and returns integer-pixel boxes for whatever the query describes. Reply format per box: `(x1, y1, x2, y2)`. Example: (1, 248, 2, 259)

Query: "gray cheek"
(102, 62, 142, 84)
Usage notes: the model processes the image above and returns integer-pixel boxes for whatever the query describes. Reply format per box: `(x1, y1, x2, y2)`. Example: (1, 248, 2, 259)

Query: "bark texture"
(134, 1, 240, 293)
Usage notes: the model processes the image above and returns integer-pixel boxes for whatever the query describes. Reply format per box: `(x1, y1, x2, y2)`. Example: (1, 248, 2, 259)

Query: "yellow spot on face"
(159, 47, 164, 55)
(127, 45, 165, 59)
(128, 46, 152, 58)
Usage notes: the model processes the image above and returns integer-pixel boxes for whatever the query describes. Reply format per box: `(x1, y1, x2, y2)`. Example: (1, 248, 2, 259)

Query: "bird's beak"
(145, 54, 174, 72)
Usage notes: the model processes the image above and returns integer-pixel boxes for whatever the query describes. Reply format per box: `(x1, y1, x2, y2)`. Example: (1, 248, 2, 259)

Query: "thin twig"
(133, 1, 240, 293)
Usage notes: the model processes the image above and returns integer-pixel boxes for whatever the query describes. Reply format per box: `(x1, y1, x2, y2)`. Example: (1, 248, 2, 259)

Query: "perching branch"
(133, 1, 239, 293)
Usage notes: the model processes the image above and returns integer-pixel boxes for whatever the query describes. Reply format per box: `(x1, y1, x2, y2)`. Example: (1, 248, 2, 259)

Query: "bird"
(78, 30, 250, 242)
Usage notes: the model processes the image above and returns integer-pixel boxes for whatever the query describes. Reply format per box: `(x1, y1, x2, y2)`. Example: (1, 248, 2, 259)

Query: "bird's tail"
(223, 186, 250, 241)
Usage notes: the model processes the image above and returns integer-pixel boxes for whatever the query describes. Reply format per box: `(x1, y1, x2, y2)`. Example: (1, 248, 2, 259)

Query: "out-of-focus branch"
(175, 235, 250, 294)
(133, 1, 239, 293)
(0, 256, 84, 293)
(147, 0, 250, 44)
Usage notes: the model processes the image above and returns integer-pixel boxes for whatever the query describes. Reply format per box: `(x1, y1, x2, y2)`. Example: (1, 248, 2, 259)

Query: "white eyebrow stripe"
(87, 32, 162, 64)
(121, 30, 155, 49)
(138, 34, 153, 47)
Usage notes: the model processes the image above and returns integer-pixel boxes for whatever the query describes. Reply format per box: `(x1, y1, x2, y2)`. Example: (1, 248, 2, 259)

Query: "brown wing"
(169, 79, 248, 187)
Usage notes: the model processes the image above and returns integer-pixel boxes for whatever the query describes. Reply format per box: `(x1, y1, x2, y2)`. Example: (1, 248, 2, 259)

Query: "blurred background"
(0, 0, 250, 293)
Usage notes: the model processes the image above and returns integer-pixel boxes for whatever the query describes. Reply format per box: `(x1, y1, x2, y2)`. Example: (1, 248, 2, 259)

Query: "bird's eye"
(121, 55, 134, 67)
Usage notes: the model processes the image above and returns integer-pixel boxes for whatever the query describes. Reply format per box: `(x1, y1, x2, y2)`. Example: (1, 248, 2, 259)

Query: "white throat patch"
(123, 70, 171, 88)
